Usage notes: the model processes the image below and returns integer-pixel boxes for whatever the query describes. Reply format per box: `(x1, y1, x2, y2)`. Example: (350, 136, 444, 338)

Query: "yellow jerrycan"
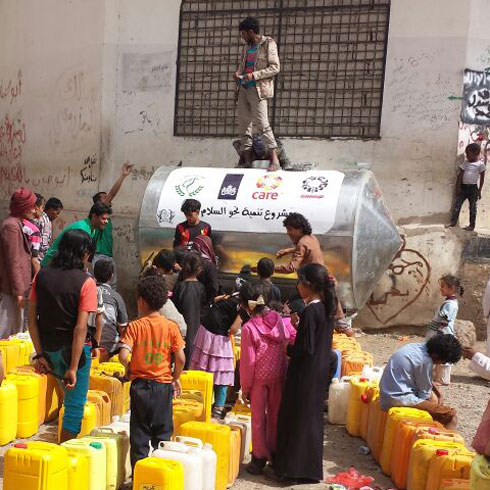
(89, 373, 123, 417)
(180, 370, 214, 422)
(366, 392, 388, 463)
(4, 441, 69, 490)
(173, 405, 196, 434)
(180, 389, 204, 403)
(134, 457, 184, 490)
(407, 439, 465, 490)
(58, 401, 97, 442)
(380, 406, 432, 476)
(346, 378, 371, 436)
(177, 421, 232, 490)
(82, 435, 120, 490)
(67, 453, 89, 490)
(470, 454, 490, 490)
(173, 398, 204, 419)
(8, 338, 33, 365)
(0, 340, 21, 373)
(61, 439, 106, 490)
(0, 380, 18, 445)
(425, 446, 474, 490)
(341, 350, 373, 376)
(391, 420, 444, 489)
(359, 385, 379, 441)
(13, 367, 47, 426)
(87, 389, 112, 426)
(6, 373, 40, 438)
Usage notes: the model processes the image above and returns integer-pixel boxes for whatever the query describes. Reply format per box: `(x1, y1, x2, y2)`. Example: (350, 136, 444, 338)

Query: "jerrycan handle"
(158, 441, 188, 452)
(172, 435, 204, 449)
(94, 427, 116, 435)
(234, 414, 251, 422)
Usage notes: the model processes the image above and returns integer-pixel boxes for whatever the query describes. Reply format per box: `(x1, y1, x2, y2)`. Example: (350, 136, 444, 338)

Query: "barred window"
(175, 0, 390, 138)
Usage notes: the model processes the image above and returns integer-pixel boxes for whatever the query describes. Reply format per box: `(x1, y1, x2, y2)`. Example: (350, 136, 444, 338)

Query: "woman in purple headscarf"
(191, 235, 221, 304)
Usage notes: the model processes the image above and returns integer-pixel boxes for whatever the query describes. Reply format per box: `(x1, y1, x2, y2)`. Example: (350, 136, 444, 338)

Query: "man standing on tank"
(234, 17, 281, 172)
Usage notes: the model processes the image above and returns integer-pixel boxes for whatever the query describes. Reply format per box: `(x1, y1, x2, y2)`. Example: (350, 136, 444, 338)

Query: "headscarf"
(192, 235, 217, 265)
(9, 187, 36, 217)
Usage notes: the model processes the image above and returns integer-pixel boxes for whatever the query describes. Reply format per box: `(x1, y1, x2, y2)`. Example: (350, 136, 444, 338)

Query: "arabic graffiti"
(0, 70, 22, 104)
(80, 155, 98, 184)
(366, 236, 432, 325)
(457, 121, 490, 156)
(50, 68, 97, 151)
(200, 204, 290, 222)
(0, 163, 70, 199)
(0, 112, 26, 165)
(461, 69, 490, 125)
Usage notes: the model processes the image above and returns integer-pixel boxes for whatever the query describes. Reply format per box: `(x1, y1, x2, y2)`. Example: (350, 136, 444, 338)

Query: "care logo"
(174, 175, 204, 197)
(217, 173, 244, 200)
(302, 176, 328, 193)
(253, 174, 283, 200)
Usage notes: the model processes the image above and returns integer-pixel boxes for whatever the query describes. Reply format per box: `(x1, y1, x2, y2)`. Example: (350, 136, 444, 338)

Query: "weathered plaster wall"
(2, 0, 490, 326)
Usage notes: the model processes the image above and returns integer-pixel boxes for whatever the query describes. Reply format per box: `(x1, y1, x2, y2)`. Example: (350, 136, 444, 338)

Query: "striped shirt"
(37, 212, 52, 260)
(22, 219, 41, 258)
(241, 45, 259, 88)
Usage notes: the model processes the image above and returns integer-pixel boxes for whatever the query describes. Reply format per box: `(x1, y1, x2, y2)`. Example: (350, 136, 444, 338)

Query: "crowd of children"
(2, 149, 490, 486)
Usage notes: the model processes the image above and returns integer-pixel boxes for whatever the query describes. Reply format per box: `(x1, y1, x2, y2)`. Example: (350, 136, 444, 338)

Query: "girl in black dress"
(173, 252, 206, 369)
(274, 263, 337, 483)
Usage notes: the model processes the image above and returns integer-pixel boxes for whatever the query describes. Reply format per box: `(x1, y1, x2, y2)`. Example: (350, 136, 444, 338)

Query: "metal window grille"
(175, 0, 390, 138)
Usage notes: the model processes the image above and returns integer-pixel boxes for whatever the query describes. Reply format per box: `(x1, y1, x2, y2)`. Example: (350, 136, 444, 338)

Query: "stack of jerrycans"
(90, 426, 130, 484)
(180, 370, 214, 422)
(4, 441, 70, 490)
(62, 439, 106, 490)
(177, 420, 239, 490)
(13, 366, 47, 427)
(222, 411, 252, 463)
(87, 389, 112, 425)
(98, 415, 131, 479)
(94, 362, 130, 412)
(89, 372, 123, 417)
(82, 431, 125, 490)
(16, 364, 61, 423)
(6, 372, 40, 438)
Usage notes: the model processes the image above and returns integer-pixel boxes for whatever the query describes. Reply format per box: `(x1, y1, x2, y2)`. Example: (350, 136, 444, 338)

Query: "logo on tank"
(301, 176, 328, 198)
(253, 174, 283, 200)
(217, 174, 244, 200)
(174, 175, 204, 197)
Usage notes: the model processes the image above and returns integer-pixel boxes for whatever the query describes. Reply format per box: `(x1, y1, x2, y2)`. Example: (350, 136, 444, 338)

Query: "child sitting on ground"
(94, 259, 128, 362)
(379, 334, 462, 428)
(119, 274, 185, 470)
(426, 274, 462, 385)
(447, 142, 486, 231)
(257, 257, 281, 302)
(239, 281, 296, 475)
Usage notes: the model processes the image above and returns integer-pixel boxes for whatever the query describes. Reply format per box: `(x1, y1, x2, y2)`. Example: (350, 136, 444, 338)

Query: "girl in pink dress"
(239, 281, 296, 474)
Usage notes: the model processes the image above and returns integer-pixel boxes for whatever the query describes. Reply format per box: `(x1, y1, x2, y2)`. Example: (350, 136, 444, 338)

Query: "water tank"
(139, 167, 401, 310)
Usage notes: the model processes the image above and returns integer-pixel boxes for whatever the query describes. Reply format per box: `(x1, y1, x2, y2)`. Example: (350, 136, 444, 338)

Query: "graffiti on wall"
(366, 236, 432, 325)
(49, 68, 97, 152)
(461, 69, 490, 126)
(0, 70, 22, 105)
(458, 121, 490, 156)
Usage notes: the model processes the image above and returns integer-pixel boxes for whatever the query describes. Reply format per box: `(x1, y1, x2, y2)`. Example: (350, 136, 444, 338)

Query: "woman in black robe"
(274, 263, 337, 483)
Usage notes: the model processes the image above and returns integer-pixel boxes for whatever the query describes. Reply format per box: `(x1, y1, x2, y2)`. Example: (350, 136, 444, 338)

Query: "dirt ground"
(0, 332, 488, 490)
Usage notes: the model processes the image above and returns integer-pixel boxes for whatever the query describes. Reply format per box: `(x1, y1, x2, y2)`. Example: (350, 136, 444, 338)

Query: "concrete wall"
(1, 0, 490, 327)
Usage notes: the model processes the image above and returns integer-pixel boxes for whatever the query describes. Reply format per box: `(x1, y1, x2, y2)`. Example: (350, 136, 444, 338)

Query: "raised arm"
(102, 163, 133, 205)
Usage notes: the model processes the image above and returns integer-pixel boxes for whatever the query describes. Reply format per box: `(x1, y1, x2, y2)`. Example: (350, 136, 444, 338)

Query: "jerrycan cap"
(14, 443, 28, 449)
(428, 428, 440, 435)
(361, 394, 369, 403)
(89, 442, 103, 450)
(436, 449, 449, 456)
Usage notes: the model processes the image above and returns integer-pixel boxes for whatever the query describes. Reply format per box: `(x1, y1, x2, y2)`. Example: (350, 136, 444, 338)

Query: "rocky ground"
(0, 332, 488, 489)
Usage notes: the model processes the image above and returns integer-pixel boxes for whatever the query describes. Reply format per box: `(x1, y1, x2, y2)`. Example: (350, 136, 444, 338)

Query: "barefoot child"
(426, 274, 462, 385)
(239, 281, 295, 474)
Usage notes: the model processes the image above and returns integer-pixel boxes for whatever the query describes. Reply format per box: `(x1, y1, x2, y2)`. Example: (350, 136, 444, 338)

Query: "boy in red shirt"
(119, 274, 185, 470)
